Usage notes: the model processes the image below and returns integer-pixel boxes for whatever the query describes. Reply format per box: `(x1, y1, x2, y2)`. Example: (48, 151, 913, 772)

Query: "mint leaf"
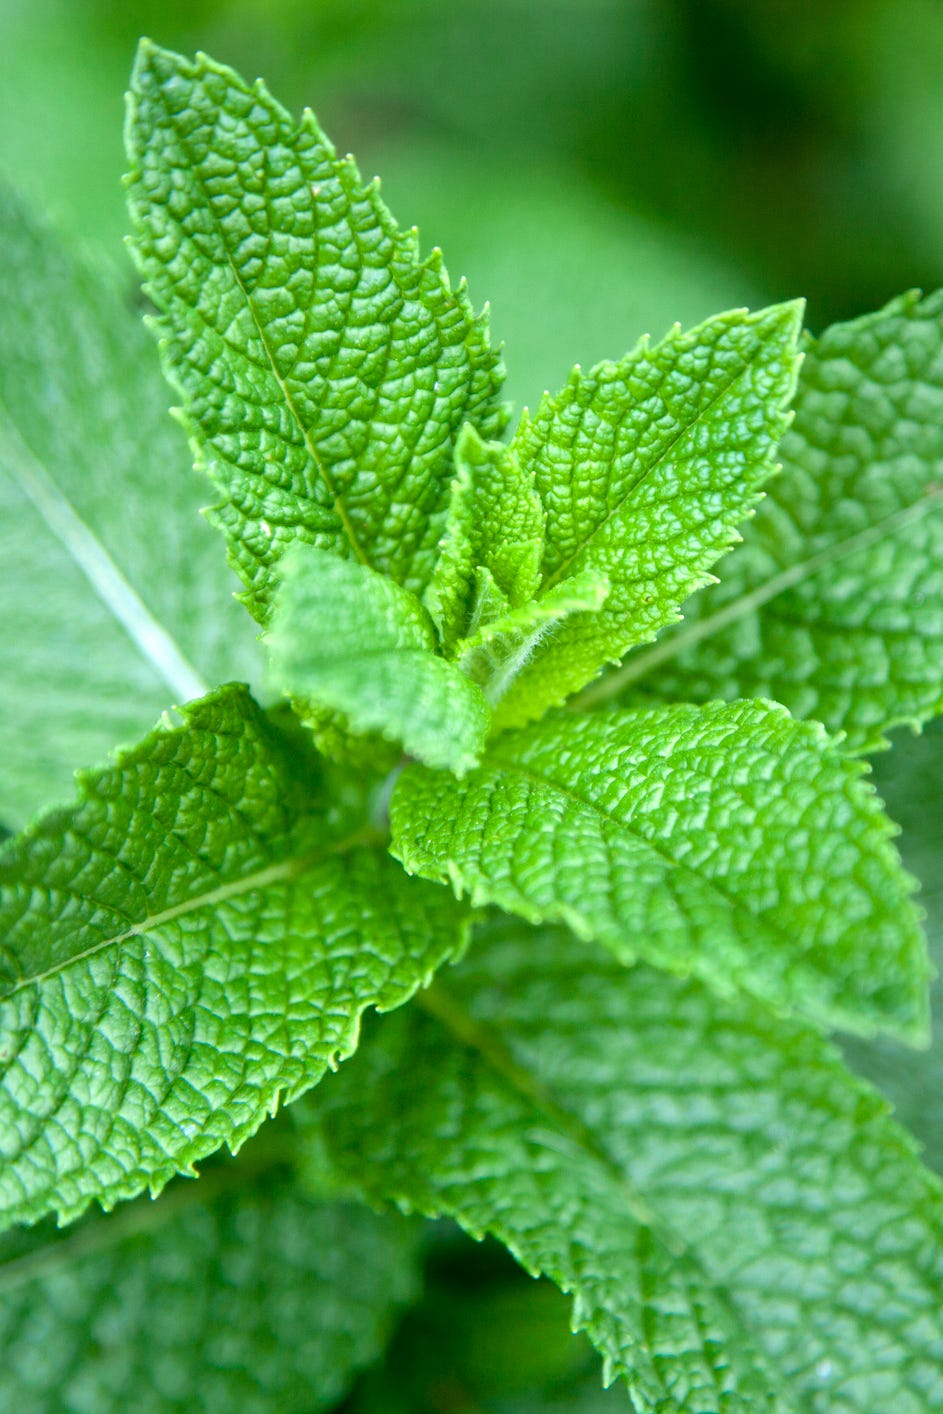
(0, 1174, 418, 1413)
(125, 42, 506, 621)
(457, 569, 610, 708)
(0, 189, 258, 826)
(0, 684, 465, 1228)
(299, 917, 943, 1414)
(490, 303, 802, 727)
(591, 292, 943, 751)
(425, 424, 545, 650)
(844, 716, 943, 1171)
(267, 546, 491, 773)
(391, 702, 927, 1040)
(298, 973, 792, 1412)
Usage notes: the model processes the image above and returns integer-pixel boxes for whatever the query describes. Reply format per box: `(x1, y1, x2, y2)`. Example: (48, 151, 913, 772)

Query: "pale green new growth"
(490, 303, 803, 726)
(0, 685, 465, 1228)
(268, 546, 491, 773)
(457, 568, 610, 707)
(124, 42, 506, 621)
(591, 292, 943, 750)
(0, 189, 258, 826)
(299, 919, 943, 1414)
(424, 424, 545, 650)
(0, 1180, 419, 1413)
(392, 702, 927, 1040)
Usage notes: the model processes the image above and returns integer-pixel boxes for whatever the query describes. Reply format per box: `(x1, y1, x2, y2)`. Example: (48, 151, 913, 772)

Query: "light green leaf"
(267, 546, 491, 773)
(298, 917, 943, 1414)
(490, 303, 803, 727)
(589, 292, 943, 751)
(457, 568, 610, 708)
(125, 42, 506, 621)
(0, 684, 465, 1229)
(391, 702, 928, 1040)
(0, 188, 259, 827)
(0, 1169, 419, 1414)
(425, 424, 545, 650)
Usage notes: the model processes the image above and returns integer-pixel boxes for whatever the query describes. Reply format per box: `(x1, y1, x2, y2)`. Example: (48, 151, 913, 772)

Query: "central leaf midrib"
(0, 407, 208, 705)
(539, 341, 769, 594)
(5, 827, 377, 996)
(577, 485, 943, 708)
(479, 741, 857, 1026)
(148, 74, 371, 572)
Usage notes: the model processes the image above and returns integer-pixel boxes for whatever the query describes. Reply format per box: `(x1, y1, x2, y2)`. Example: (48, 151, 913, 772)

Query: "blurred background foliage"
(3, 0, 943, 410)
(1, 2, 942, 1408)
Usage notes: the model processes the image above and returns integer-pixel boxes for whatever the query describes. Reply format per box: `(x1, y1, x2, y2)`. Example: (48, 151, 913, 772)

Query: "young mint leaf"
(456, 568, 610, 707)
(0, 188, 258, 827)
(300, 918, 943, 1414)
(125, 42, 506, 622)
(0, 684, 466, 1230)
(391, 702, 928, 1041)
(424, 424, 545, 650)
(490, 303, 803, 727)
(0, 1177, 419, 1413)
(267, 546, 491, 773)
(587, 291, 943, 751)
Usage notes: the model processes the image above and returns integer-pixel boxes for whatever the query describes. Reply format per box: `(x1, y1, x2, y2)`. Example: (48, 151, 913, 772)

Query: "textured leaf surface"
(457, 569, 610, 708)
(299, 964, 793, 1412)
(392, 702, 928, 1039)
(425, 424, 545, 650)
(0, 1172, 418, 1413)
(300, 917, 943, 1414)
(268, 546, 490, 772)
(125, 42, 506, 620)
(844, 716, 943, 1171)
(491, 304, 802, 727)
(0, 188, 258, 826)
(0, 684, 464, 1229)
(594, 292, 943, 750)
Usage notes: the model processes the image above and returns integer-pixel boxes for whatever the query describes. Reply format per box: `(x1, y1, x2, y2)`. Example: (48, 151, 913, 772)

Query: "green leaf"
(0, 684, 465, 1229)
(589, 292, 943, 751)
(298, 959, 792, 1412)
(424, 423, 545, 650)
(299, 916, 943, 1414)
(391, 702, 928, 1040)
(124, 42, 506, 621)
(267, 546, 491, 773)
(0, 188, 259, 827)
(456, 568, 610, 708)
(489, 303, 803, 727)
(0, 1170, 419, 1413)
(844, 716, 943, 1171)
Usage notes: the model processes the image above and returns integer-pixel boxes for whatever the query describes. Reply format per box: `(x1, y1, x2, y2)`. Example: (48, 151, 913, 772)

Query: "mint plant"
(0, 39, 942, 1411)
